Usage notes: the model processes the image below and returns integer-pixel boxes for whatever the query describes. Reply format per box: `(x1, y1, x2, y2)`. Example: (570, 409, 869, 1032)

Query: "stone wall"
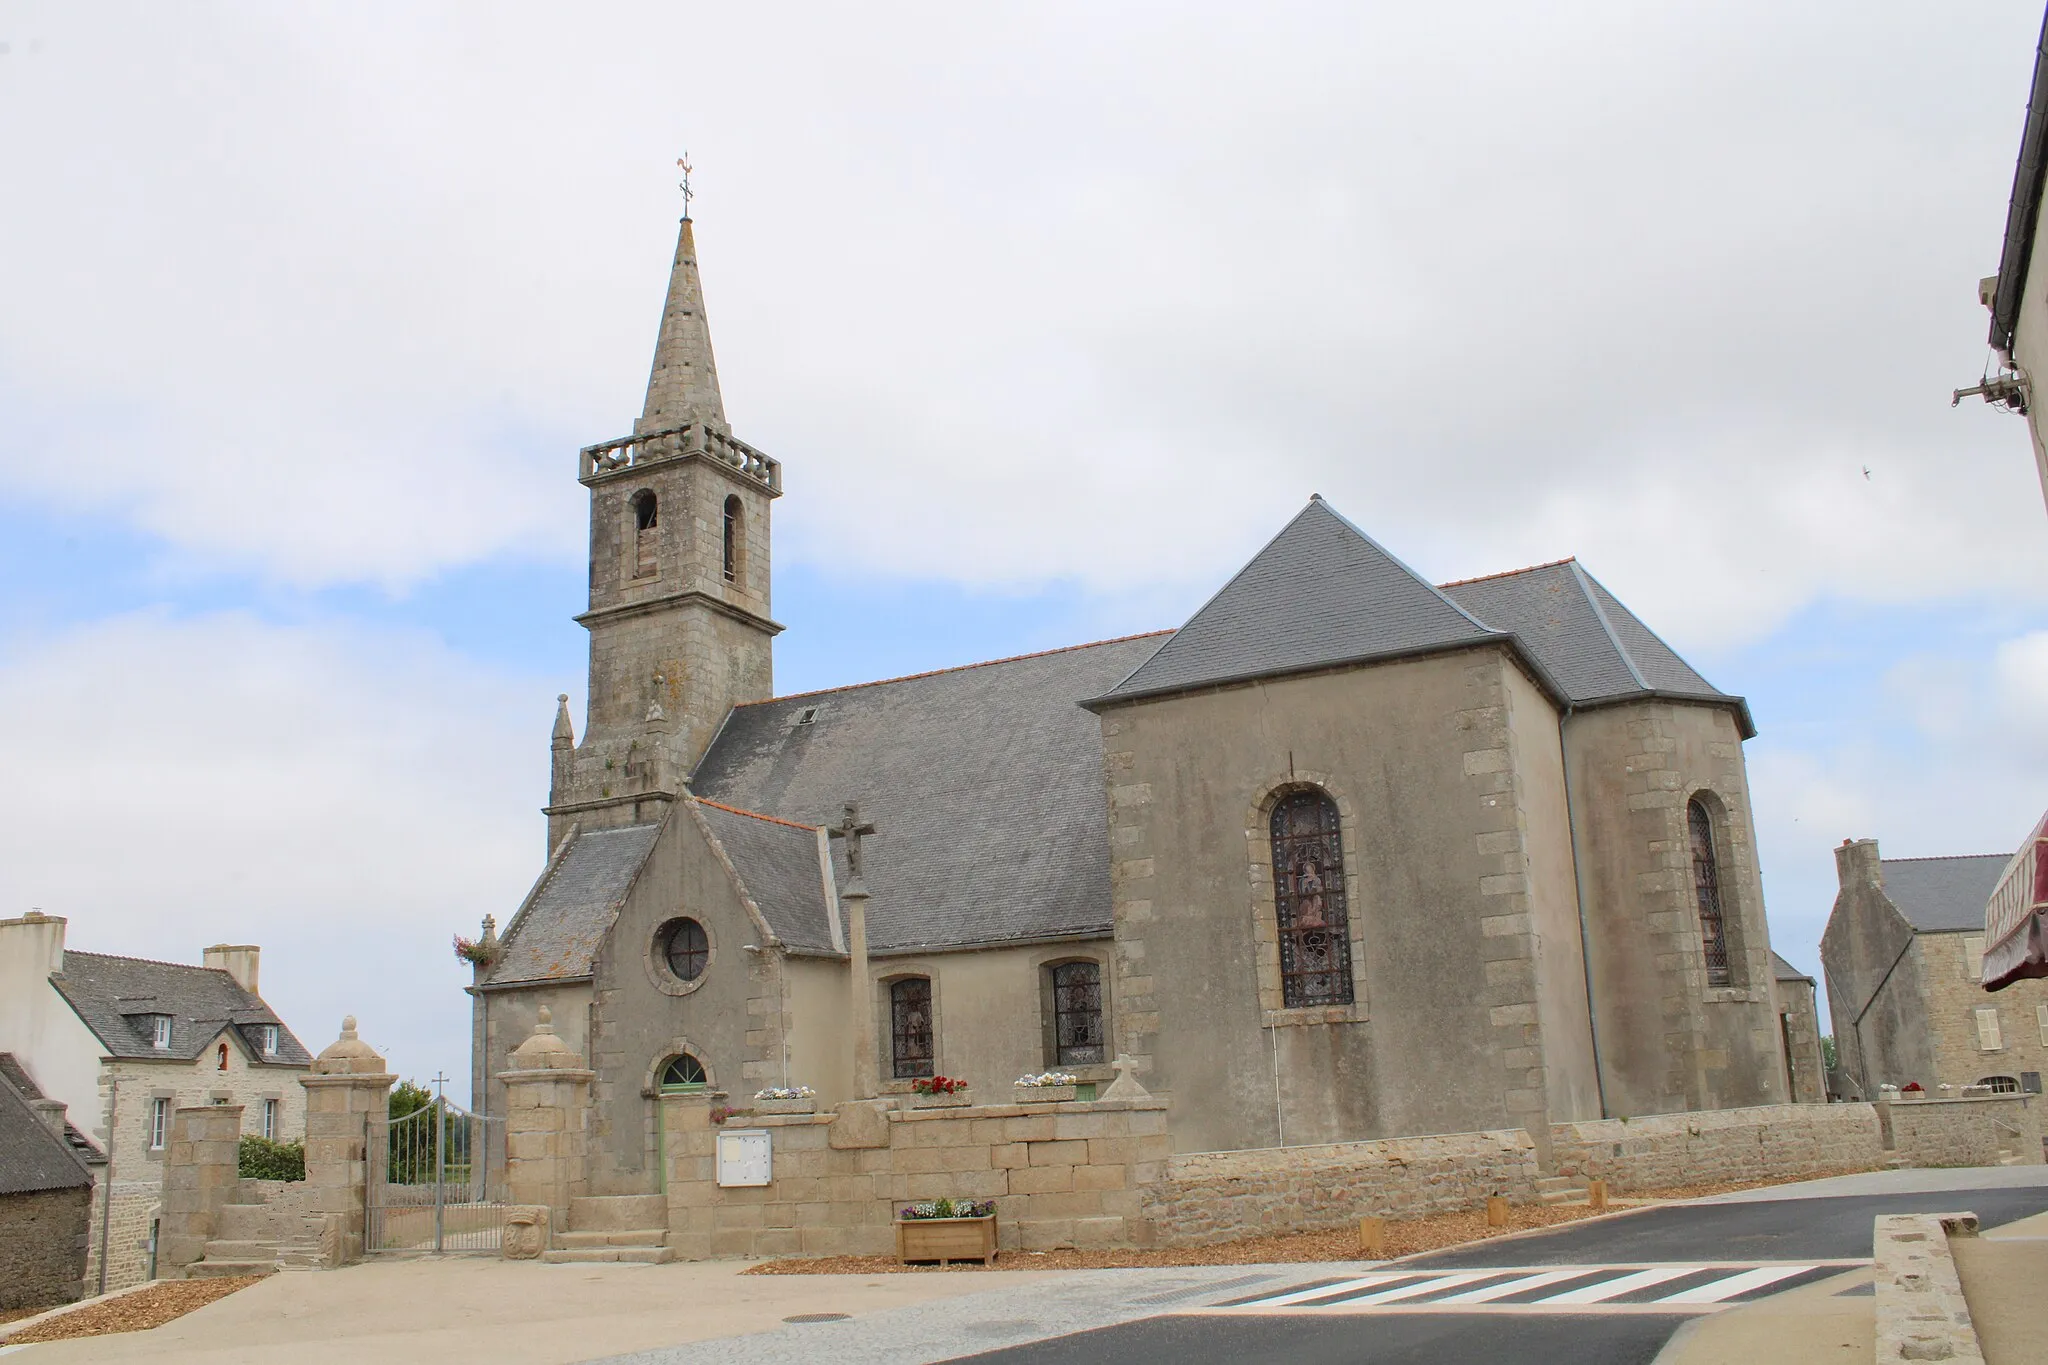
(156, 1105, 243, 1277)
(661, 1093, 1170, 1258)
(1548, 1103, 1884, 1191)
(82, 1178, 160, 1293)
(1879, 1095, 2043, 1168)
(1143, 1127, 1541, 1247)
(0, 1187, 92, 1310)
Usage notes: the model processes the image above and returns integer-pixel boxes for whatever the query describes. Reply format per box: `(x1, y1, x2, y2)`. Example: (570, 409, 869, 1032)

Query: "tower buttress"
(547, 211, 782, 844)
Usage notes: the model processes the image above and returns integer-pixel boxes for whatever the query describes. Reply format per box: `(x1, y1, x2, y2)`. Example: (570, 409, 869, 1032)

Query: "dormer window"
(149, 1015, 172, 1049)
(259, 1025, 279, 1057)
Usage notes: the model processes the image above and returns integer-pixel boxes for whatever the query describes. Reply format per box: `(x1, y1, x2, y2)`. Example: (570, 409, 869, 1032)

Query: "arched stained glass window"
(660, 1054, 707, 1091)
(1049, 961, 1105, 1067)
(890, 977, 934, 1078)
(1689, 798, 1733, 988)
(1270, 789, 1354, 1008)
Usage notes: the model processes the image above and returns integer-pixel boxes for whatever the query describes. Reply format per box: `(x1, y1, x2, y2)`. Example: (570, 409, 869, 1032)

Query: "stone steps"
(568, 1194, 667, 1231)
(555, 1229, 669, 1249)
(541, 1246, 673, 1265)
(186, 1259, 277, 1279)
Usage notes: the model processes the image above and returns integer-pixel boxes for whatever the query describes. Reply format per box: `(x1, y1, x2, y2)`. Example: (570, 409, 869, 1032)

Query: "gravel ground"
(3, 1276, 265, 1344)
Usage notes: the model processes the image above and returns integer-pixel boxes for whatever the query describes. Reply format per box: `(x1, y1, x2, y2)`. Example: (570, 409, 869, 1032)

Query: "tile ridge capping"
(1879, 852, 2013, 864)
(734, 630, 1177, 708)
(1436, 555, 1578, 589)
(691, 797, 818, 832)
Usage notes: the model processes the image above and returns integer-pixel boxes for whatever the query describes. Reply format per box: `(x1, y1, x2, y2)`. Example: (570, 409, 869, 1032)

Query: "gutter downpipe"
(97, 1076, 116, 1294)
(1559, 706, 1611, 1120)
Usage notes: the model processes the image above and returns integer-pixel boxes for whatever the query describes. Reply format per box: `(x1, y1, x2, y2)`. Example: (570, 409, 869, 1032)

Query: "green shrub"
(239, 1134, 306, 1181)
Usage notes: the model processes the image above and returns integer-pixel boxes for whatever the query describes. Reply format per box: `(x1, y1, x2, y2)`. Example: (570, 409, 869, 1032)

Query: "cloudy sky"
(2, 2, 2044, 1097)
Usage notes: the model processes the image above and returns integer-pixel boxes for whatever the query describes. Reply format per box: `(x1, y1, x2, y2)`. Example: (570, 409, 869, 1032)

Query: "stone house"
(471, 209, 1803, 1193)
(1772, 951, 1827, 1105)
(1822, 839, 2048, 1099)
(0, 1058, 99, 1310)
(0, 913, 312, 1290)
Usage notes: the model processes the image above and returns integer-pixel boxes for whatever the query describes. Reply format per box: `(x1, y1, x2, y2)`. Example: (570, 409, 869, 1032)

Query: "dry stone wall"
(1879, 1096, 2042, 1168)
(0, 1187, 91, 1310)
(1144, 1128, 1540, 1247)
(1549, 1103, 1884, 1191)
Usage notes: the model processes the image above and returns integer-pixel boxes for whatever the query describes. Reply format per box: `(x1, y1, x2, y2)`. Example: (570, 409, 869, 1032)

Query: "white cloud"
(0, 2, 2044, 644)
(0, 611, 548, 1092)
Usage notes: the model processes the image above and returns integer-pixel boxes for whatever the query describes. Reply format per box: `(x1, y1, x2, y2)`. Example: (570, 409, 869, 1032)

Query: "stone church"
(469, 210, 1798, 1193)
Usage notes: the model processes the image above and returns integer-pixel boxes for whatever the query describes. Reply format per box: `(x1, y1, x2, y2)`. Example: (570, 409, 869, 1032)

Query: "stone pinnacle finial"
(314, 1014, 386, 1074)
(535, 1005, 554, 1033)
(552, 694, 574, 747)
(341, 1015, 358, 1038)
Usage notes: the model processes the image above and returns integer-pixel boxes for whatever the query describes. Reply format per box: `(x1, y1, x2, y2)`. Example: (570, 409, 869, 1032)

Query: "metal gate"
(366, 1085, 509, 1253)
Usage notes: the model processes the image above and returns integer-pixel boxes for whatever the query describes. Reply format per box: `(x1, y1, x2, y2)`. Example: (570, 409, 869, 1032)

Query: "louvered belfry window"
(1271, 789, 1354, 1008)
(890, 977, 934, 1078)
(1050, 962, 1105, 1066)
(1689, 798, 1733, 988)
(631, 491, 659, 578)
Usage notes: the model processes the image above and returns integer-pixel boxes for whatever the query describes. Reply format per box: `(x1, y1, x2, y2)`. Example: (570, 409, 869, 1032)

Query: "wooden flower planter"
(896, 1214, 997, 1266)
(1012, 1084, 1078, 1105)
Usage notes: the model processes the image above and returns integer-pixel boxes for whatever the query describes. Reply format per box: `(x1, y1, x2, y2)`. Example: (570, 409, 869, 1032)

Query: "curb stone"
(1874, 1212, 1983, 1364)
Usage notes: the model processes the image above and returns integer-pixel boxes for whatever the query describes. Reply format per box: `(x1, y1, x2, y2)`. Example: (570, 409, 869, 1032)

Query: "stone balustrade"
(579, 423, 781, 492)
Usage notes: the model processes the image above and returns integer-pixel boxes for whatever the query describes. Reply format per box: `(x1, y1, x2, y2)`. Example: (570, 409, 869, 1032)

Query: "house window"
(1270, 789, 1354, 1008)
(1688, 799, 1733, 988)
(262, 1098, 279, 1139)
(217, 1042, 229, 1071)
(1976, 1008, 2004, 1051)
(260, 1025, 279, 1057)
(722, 495, 742, 583)
(1978, 1075, 2020, 1094)
(1963, 936, 1985, 981)
(661, 919, 710, 982)
(890, 977, 934, 1079)
(150, 1015, 172, 1049)
(630, 490, 659, 578)
(2037, 1003, 2048, 1046)
(1048, 962, 1105, 1067)
(149, 1098, 169, 1150)
(659, 1054, 708, 1092)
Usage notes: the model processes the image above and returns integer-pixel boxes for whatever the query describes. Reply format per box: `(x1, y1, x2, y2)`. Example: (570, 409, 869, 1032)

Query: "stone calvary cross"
(827, 802, 877, 882)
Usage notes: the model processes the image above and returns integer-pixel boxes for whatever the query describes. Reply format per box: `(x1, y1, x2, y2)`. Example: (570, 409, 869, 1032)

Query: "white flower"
(1014, 1072, 1079, 1087)
(753, 1086, 816, 1101)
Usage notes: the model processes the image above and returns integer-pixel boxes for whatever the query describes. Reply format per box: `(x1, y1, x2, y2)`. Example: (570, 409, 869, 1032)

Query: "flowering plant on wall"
(753, 1086, 815, 1101)
(452, 935, 498, 967)
(910, 1075, 968, 1096)
(1014, 1072, 1078, 1088)
(900, 1197, 995, 1220)
(1902, 1082, 1924, 1093)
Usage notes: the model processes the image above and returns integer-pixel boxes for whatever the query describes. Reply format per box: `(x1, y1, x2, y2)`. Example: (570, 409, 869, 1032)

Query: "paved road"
(944, 1181, 2048, 1365)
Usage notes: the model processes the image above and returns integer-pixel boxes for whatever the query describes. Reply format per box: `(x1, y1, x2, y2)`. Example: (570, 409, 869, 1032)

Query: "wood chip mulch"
(4, 1277, 266, 1344)
(742, 1166, 1887, 1276)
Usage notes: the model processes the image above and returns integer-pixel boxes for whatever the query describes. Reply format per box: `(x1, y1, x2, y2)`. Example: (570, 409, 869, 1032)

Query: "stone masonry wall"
(1549, 1103, 1884, 1192)
(82, 1179, 159, 1293)
(1917, 931, 2048, 1093)
(662, 1095, 1170, 1258)
(1879, 1096, 2043, 1168)
(1143, 1127, 1541, 1247)
(0, 1187, 92, 1310)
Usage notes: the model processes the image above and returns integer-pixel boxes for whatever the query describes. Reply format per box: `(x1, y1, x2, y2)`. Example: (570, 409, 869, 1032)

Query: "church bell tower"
(545, 210, 782, 848)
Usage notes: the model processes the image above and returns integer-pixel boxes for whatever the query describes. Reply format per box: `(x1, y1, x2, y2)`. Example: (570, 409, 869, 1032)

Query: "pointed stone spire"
(638, 216, 726, 434)
(551, 694, 575, 748)
(549, 694, 575, 805)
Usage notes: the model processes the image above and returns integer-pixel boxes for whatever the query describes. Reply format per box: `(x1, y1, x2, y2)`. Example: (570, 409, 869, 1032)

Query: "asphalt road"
(946, 1182, 2048, 1365)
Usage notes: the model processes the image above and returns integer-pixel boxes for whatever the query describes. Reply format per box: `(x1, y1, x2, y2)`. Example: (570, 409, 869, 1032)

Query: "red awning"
(1983, 812, 2048, 991)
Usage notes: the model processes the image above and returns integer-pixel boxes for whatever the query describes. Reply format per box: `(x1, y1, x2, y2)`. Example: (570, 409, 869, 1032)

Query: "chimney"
(204, 944, 261, 996)
(1835, 838, 1882, 892)
(2, 910, 67, 977)
(30, 1098, 67, 1138)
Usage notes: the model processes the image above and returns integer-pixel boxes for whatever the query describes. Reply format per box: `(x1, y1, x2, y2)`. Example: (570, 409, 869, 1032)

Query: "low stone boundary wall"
(1879, 1096, 2042, 1169)
(661, 1094, 1171, 1259)
(1142, 1129, 1540, 1248)
(1548, 1103, 1884, 1192)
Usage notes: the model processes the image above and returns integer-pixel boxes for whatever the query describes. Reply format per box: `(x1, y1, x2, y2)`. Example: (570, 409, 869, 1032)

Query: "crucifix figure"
(827, 802, 877, 882)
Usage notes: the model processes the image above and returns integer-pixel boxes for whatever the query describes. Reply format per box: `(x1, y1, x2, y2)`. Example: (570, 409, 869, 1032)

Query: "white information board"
(715, 1128, 772, 1187)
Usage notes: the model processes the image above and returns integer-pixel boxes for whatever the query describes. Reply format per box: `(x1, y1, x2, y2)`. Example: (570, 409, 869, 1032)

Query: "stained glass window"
(1270, 789, 1354, 1008)
(1689, 799, 1733, 988)
(891, 977, 934, 1078)
(1050, 961, 1105, 1066)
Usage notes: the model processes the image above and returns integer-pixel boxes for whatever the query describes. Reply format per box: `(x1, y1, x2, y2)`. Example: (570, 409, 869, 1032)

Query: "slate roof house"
(0, 1059, 100, 1310)
(470, 210, 1804, 1188)
(0, 913, 312, 1291)
(1822, 839, 2048, 1100)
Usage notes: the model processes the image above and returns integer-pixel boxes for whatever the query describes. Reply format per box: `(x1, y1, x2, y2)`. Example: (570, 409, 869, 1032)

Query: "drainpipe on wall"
(1558, 708, 1611, 1120)
(97, 1075, 116, 1294)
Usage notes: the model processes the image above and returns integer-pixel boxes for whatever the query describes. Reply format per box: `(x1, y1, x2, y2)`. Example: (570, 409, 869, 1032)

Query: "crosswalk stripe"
(1533, 1266, 1696, 1304)
(1654, 1265, 1815, 1304)
(1249, 1273, 1413, 1307)
(1325, 1272, 1496, 1306)
(1428, 1269, 1591, 1304)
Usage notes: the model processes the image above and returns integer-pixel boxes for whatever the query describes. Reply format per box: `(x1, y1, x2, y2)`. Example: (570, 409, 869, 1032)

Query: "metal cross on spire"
(676, 153, 695, 220)
(827, 802, 877, 883)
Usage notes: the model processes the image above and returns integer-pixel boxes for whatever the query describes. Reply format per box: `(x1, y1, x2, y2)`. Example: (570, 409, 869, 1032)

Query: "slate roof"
(0, 1054, 103, 1167)
(694, 801, 838, 954)
(1091, 499, 1501, 705)
(487, 823, 663, 985)
(691, 634, 1169, 953)
(0, 1070, 92, 1195)
(1440, 559, 1754, 737)
(51, 952, 311, 1066)
(1770, 951, 1814, 985)
(1882, 854, 2012, 934)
